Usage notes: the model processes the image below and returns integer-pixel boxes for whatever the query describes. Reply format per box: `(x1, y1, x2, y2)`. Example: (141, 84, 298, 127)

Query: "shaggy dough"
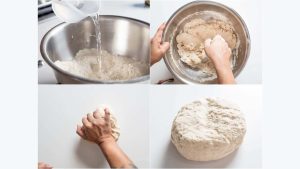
(95, 106, 120, 141)
(176, 19, 237, 72)
(171, 98, 246, 161)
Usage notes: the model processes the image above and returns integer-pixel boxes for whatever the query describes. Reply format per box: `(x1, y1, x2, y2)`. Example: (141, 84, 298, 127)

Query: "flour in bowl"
(54, 49, 149, 81)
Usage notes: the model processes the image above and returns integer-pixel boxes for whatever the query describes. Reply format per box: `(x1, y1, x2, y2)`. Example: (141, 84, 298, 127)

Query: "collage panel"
(150, 0, 261, 84)
(38, 85, 149, 168)
(38, 0, 150, 84)
(150, 85, 262, 168)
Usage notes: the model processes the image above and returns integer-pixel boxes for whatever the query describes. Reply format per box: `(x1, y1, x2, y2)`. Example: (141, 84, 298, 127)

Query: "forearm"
(214, 62, 236, 84)
(98, 138, 136, 168)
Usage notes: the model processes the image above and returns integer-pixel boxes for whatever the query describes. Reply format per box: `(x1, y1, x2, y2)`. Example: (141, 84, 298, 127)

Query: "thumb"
(205, 38, 212, 48)
(160, 42, 170, 53)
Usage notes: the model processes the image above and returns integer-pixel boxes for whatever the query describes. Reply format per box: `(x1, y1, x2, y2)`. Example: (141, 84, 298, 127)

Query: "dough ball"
(171, 98, 246, 161)
(96, 106, 120, 141)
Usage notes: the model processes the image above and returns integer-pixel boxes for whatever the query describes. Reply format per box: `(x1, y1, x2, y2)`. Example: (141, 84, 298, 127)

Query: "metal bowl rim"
(162, 0, 251, 84)
(40, 15, 150, 84)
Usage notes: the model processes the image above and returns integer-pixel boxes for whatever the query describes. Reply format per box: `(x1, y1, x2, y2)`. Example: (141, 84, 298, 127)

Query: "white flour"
(55, 49, 149, 81)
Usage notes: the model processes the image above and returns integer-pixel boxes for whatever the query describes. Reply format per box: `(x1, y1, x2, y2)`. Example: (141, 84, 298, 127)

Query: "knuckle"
(99, 121, 105, 126)
(86, 124, 93, 129)
(92, 119, 99, 125)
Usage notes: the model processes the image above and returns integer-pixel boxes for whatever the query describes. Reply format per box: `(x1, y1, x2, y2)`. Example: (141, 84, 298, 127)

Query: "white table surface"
(150, 85, 262, 168)
(38, 0, 150, 84)
(150, 0, 262, 84)
(38, 85, 149, 168)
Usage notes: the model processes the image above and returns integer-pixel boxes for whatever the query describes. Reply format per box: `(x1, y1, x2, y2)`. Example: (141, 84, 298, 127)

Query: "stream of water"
(91, 14, 102, 70)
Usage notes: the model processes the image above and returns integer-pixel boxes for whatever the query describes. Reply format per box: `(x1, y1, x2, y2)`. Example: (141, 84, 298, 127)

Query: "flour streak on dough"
(171, 98, 246, 161)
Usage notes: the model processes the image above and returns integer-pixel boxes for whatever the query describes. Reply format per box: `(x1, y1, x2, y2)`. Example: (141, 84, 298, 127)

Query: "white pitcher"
(52, 0, 100, 23)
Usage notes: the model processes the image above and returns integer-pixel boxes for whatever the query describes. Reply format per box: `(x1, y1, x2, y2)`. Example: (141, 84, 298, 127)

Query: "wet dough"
(176, 19, 237, 71)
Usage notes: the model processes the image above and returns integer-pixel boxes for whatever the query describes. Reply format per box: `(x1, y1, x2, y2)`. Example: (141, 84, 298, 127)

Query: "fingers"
(38, 162, 52, 169)
(87, 113, 95, 122)
(76, 125, 85, 138)
(214, 34, 221, 40)
(93, 109, 101, 119)
(158, 22, 167, 30)
(38, 162, 46, 167)
(153, 23, 167, 43)
(82, 117, 93, 128)
(80, 108, 109, 128)
(160, 42, 170, 53)
(205, 38, 212, 48)
(214, 34, 225, 43)
(104, 108, 111, 122)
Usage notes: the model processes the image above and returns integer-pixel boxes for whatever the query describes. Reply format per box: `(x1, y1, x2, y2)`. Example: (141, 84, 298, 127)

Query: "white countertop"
(150, 0, 262, 84)
(38, 85, 149, 168)
(38, 0, 150, 84)
(149, 85, 262, 168)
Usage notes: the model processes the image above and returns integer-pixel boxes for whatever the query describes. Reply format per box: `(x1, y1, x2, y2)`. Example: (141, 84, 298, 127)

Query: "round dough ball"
(96, 106, 120, 141)
(171, 98, 246, 161)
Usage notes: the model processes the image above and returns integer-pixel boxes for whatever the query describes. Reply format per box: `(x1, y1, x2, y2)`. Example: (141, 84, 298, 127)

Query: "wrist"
(97, 136, 116, 149)
(151, 56, 161, 66)
(213, 60, 231, 71)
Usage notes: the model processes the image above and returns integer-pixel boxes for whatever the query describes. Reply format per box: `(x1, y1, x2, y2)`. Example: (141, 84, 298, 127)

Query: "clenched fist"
(76, 108, 114, 145)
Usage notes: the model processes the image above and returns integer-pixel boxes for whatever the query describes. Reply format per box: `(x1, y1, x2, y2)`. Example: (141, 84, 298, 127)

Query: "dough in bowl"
(171, 98, 246, 161)
(176, 18, 238, 75)
(95, 106, 120, 141)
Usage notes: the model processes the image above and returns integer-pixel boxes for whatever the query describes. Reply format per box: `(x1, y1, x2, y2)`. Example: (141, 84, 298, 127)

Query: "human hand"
(151, 23, 170, 65)
(76, 108, 115, 146)
(38, 162, 52, 169)
(204, 35, 232, 69)
(205, 35, 235, 84)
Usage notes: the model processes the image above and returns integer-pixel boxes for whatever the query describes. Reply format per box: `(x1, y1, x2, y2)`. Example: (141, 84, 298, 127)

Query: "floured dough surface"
(55, 49, 149, 81)
(95, 106, 120, 141)
(176, 18, 238, 74)
(171, 98, 246, 161)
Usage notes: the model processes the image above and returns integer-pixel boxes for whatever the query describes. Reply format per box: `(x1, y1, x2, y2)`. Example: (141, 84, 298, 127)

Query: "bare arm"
(213, 61, 235, 84)
(99, 137, 137, 168)
(77, 108, 136, 168)
(204, 35, 236, 84)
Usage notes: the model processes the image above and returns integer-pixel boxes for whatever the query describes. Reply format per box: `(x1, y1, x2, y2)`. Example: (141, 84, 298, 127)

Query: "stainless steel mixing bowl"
(40, 15, 150, 84)
(163, 1, 251, 84)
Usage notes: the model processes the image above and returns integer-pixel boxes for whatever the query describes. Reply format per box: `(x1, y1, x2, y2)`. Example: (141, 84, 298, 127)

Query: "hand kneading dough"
(176, 19, 237, 71)
(171, 98, 246, 161)
(96, 106, 120, 141)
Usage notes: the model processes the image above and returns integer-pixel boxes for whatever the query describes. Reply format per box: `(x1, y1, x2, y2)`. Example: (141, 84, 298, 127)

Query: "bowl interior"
(41, 15, 150, 83)
(163, 1, 250, 84)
